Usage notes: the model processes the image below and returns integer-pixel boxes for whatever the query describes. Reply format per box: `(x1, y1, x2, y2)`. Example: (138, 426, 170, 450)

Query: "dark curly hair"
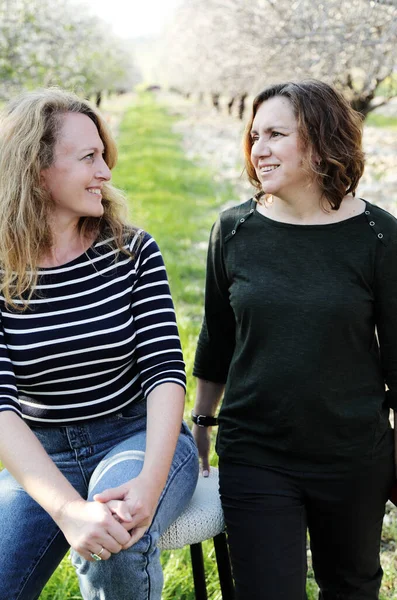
(243, 80, 365, 210)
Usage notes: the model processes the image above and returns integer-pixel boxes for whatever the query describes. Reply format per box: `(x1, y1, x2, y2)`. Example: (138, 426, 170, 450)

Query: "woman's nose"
(251, 139, 271, 159)
(96, 157, 111, 181)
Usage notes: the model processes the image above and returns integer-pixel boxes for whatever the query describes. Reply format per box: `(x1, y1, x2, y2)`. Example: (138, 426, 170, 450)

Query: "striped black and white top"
(0, 230, 186, 426)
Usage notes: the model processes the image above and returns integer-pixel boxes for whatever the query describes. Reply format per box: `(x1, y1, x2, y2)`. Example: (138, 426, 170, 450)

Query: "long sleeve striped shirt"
(0, 230, 186, 426)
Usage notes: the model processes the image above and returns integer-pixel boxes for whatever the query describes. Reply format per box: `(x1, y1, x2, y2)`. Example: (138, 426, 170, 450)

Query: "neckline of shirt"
(36, 245, 95, 272)
(252, 199, 368, 230)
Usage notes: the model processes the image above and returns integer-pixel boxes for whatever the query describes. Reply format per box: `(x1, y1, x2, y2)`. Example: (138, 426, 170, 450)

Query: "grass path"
(113, 93, 233, 409)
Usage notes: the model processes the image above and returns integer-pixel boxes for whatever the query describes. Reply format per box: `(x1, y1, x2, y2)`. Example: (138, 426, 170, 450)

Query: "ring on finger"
(90, 547, 105, 561)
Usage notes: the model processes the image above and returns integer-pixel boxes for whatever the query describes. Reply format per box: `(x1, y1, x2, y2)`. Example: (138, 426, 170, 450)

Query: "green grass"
(112, 93, 233, 411)
(366, 112, 397, 128)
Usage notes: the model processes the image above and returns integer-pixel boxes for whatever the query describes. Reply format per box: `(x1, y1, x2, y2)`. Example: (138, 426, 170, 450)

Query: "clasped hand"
(57, 475, 159, 561)
(95, 473, 160, 550)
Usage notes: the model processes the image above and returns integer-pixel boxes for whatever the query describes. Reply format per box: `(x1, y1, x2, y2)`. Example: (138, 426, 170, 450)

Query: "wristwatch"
(191, 411, 218, 427)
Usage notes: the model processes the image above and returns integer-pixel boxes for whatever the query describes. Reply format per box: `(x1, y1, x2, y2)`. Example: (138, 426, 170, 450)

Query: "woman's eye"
(251, 135, 259, 143)
(271, 131, 282, 138)
(84, 153, 94, 160)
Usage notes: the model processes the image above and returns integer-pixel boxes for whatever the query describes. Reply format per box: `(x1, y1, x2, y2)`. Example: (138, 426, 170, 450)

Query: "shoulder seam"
(219, 199, 256, 243)
(362, 200, 397, 247)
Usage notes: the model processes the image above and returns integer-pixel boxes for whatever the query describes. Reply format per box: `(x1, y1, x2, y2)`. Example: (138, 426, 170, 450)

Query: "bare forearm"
(139, 382, 185, 495)
(191, 378, 224, 474)
(193, 378, 225, 416)
(0, 411, 81, 520)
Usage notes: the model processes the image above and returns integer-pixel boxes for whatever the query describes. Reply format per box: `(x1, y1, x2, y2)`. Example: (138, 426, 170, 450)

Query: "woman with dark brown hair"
(192, 80, 397, 599)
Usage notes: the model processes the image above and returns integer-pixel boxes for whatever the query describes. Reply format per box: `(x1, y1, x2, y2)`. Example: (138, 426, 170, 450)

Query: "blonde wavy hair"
(0, 88, 132, 310)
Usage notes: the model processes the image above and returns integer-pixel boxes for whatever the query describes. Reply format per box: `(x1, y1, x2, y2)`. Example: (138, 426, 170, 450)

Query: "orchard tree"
(159, 0, 397, 117)
(256, 0, 397, 115)
(0, 0, 139, 101)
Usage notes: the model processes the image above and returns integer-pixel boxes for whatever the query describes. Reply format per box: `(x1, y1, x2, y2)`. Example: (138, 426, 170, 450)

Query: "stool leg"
(190, 542, 208, 600)
(213, 532, 235, 599)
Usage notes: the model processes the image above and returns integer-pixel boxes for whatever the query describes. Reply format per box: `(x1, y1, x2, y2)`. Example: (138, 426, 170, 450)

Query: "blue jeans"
(0, 399, 199, 600)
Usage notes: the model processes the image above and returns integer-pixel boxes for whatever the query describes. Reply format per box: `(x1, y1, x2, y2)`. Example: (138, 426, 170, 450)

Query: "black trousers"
(219, 455, 394, 600)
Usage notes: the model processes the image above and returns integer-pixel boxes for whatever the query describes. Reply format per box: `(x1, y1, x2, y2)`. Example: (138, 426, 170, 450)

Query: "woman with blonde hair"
(0, 88, 198, 599)
(192, 80, 397, 599)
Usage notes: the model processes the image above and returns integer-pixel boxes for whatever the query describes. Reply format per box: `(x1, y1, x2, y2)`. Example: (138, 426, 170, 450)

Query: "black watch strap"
(191, 411, 218, 427)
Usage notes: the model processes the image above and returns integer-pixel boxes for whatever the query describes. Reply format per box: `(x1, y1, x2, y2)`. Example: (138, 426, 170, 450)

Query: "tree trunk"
(212, 93, 220, 110)
(227, 97, 235, 115)
(238, 93, 247, 120)
(350, 94, 377, 117)
(95, 91, 102, 107)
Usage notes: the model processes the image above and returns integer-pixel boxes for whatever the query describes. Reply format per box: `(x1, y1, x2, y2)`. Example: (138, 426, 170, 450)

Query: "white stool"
(158, 467, 234, 599)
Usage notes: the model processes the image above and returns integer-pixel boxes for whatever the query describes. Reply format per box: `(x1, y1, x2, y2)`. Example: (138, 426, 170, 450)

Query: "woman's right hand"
(55, 497, 132, 561)
(192, 424, 212, 477)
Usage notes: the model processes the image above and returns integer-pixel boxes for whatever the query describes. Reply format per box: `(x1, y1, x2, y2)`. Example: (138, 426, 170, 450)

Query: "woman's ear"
(313, 151, 322, 167)
(39, 169, 49, 190)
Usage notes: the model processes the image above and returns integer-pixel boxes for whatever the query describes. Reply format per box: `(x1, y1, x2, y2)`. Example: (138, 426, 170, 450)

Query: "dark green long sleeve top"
(193, 199, 397, 470)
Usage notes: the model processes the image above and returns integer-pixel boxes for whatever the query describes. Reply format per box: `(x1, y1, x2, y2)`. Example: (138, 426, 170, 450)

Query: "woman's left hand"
(94, 382, 185, 550)
(93, 475, 161, 549)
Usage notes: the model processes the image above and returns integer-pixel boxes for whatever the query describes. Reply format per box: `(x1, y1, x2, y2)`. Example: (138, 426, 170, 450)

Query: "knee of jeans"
(87, 450, 146, 499)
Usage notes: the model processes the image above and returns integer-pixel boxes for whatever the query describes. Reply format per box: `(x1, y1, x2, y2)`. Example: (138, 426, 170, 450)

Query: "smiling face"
(40, 112, 111, 228)
(250, 96, 318, 201)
